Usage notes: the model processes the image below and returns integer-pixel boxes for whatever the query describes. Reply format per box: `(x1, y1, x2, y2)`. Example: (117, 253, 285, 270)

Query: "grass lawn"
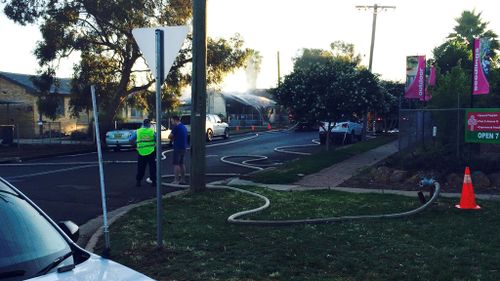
(96, 186, 500, 281)
(248, 135, 397, 184)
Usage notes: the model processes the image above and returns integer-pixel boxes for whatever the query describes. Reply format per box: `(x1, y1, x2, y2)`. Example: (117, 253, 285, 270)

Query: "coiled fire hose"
(206, 178, 440, 226)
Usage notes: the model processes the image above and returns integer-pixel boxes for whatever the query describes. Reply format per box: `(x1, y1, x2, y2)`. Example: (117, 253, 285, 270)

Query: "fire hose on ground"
(208, 179, 440, 226)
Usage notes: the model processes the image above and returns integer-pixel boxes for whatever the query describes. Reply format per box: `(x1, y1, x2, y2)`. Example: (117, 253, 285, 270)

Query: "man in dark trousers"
(129, 118, 156, 187)
(168, 115, 188, 184)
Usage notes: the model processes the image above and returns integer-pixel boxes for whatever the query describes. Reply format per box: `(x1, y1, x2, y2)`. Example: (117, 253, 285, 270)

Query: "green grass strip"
(250, 135, 396, 184)
(96, 186, 500, 281)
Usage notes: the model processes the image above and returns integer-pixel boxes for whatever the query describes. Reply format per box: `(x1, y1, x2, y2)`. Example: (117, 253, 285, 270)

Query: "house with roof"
(0, 71, 90, 138)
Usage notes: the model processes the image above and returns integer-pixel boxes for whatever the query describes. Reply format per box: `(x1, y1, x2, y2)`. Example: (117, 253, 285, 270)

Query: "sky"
(1, 0, 500, 92)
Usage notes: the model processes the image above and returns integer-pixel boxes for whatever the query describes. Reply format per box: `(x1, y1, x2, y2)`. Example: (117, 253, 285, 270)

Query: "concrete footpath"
(297, 140, 399, 188)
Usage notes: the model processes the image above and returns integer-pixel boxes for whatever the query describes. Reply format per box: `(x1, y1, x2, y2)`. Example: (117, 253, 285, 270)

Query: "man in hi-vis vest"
(129, 118, 156, 187)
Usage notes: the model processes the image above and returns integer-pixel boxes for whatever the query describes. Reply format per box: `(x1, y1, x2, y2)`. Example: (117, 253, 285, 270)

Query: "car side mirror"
(58, 220, 80, 242)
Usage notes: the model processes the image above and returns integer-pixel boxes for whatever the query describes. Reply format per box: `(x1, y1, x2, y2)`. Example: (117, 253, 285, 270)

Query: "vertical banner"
(405, 55, 427, 100)
(472, 38, 490, 95)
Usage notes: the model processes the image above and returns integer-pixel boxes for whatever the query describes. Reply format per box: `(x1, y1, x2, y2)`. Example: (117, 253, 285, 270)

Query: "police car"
(0, 177, 154, 281)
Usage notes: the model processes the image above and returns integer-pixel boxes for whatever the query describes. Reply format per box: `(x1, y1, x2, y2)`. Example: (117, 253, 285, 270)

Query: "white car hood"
(28, 254, 154, 281)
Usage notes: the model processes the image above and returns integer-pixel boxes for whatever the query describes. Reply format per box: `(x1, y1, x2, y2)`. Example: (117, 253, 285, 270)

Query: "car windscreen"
(117, 123, 141, 130)
(0, 188, 71, 280)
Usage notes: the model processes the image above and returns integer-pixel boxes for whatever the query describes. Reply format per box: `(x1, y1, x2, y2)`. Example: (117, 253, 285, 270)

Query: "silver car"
(180, 114, 229, 141)
(105, 122, 171, 151)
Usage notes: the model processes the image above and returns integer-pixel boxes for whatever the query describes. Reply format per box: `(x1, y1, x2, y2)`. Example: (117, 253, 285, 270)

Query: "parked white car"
(105, 121, 171, 151)
(180, 114, 229, 141)
(319, 121, 363, 144)
(0, 177, 154, 281)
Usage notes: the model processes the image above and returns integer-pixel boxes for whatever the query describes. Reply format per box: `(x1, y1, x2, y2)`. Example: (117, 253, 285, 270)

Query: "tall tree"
(3, 0, 252, 131)
(434, 10, 499, 74)
(448, 10, 499, 50)
(432, 9, 500, 108)
(31, 68, 61, 121)
(330, 40, 362, 65)
(273, 48, 379, 130)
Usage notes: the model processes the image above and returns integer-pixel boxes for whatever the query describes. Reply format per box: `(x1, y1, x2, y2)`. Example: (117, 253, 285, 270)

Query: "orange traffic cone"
(267, 123, 271, 130)
(455, 167, 481, 209)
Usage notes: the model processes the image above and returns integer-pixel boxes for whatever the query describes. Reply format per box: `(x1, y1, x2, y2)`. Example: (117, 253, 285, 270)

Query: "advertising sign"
(405, 56, 428, 100)
(465, 108, 500, 144)
(472, 38, 491, 95)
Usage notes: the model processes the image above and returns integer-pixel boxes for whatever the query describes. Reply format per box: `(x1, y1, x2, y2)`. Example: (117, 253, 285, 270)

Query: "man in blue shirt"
(168, 115, 188, 185)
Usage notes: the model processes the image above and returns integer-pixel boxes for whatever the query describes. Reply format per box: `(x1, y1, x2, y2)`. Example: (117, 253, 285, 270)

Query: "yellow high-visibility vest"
(136, 128, 155, 156)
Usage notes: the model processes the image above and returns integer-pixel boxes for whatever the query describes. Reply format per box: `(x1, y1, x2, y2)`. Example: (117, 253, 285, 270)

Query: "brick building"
(0, 71, 90, 138)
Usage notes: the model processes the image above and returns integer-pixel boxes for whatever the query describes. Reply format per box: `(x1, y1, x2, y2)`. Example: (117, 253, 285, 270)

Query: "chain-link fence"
(399, 108, 499, 161)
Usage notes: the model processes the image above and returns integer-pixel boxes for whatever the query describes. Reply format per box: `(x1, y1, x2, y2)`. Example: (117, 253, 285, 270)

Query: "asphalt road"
(0, 129, 320, 225)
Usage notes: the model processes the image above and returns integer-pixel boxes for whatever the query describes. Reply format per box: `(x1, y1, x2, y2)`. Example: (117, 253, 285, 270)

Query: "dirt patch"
(343, 165, 500, 195)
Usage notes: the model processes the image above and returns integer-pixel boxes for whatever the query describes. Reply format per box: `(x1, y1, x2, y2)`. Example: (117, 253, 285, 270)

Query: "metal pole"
(155, 29, 164, 247)
(471, 38, 476, 108)
(90, 85, 110, 254)
(277, 51, 281, 86)
(191, 0, 207, 192)
(457, 91, 460, 158)
(422, 58, 427, 147)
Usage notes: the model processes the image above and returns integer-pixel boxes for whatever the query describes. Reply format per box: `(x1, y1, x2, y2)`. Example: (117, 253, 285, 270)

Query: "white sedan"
(0, 177, 154, 281)
(105, 122, 171, 151)
(319, 121, 363, 144)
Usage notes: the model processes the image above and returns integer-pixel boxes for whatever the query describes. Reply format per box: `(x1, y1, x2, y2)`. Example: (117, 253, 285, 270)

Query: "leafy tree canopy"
(31, 68, 62, 120)
(434, 10, 499, 74)
(430, 9, 500, 108)
(273, 47, 382, 125)
(3, 0, 253, 128)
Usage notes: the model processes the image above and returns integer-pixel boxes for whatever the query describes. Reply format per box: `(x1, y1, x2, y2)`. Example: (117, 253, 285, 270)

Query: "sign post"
(154, 29, 164, 247)
(90, 85, 110, 256)
(132, 25, 188, 247)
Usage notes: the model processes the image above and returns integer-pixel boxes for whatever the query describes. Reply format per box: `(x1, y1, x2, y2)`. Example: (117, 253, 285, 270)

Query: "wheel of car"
(223, 128, 229, 139)
(206, 129, 214, 141)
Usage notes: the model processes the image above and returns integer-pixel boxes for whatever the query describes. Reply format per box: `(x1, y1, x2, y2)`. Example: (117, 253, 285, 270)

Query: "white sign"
(132, 26, 189, 82)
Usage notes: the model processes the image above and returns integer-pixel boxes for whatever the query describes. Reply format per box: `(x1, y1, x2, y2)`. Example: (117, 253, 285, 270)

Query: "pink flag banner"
(405, 55, 426, 100)
(472, 38, 490, 95)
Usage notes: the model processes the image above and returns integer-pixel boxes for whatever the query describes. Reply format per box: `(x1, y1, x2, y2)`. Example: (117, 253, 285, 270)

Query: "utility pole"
(356, 4, 396, 71)
(356, 4, 395, 139)
(190, 0, 207, 192)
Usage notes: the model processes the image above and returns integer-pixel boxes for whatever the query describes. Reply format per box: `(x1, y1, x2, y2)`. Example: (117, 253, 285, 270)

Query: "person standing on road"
(169, 115, 188, 184)
(129, 118, 156, 187)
